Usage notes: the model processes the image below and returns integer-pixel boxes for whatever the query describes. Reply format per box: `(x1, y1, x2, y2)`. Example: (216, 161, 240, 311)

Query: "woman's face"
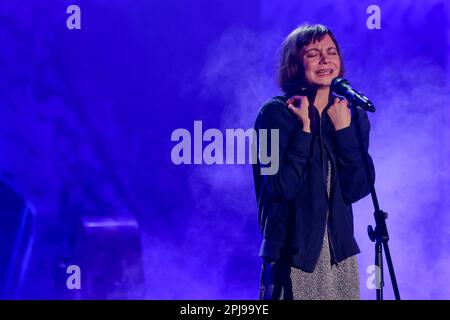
(302, 34, 341, 87)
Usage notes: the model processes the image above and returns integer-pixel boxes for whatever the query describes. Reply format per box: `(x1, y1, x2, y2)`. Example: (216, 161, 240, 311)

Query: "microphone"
(331, 77, 376, 112)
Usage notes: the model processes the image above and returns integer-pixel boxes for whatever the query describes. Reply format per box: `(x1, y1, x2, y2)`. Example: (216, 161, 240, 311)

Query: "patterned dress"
(289, 159, 360, 300)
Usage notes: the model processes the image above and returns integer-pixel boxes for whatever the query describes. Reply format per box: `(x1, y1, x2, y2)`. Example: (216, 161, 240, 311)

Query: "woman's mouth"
(316, 69, 333, 77)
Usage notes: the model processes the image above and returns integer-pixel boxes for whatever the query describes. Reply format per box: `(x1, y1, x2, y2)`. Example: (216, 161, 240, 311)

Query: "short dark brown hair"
(278, 23, 345, 94)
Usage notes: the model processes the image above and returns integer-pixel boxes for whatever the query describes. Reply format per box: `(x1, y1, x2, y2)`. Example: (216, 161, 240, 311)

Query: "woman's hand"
(327, 97, 351, 131)
(287, 95, 311, 133)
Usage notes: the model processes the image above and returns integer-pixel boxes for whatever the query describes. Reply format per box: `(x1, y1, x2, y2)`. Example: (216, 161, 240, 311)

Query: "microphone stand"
(351, 102, 401, 300)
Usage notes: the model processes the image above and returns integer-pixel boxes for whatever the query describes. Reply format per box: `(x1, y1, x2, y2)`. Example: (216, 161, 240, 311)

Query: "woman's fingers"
(287, 95, 306, 106)
(328, 97, 351, 130)
(332, 96, 348, 108)
(333, 97, 340, 105)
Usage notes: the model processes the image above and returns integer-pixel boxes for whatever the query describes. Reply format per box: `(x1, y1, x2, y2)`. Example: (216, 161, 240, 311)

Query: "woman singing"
(253, 23, 375, 300)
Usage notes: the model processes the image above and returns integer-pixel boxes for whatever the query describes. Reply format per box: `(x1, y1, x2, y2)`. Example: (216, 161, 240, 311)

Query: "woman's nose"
(320, 54, 331, 64)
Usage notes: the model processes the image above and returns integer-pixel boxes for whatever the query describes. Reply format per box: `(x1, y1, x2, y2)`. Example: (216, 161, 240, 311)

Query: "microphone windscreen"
(331, 77, 350, 96)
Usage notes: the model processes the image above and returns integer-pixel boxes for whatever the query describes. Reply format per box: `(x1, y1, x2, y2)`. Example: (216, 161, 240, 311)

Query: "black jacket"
(253, 94, 375, 272)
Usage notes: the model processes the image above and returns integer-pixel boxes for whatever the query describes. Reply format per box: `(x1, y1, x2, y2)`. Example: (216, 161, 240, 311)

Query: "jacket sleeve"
(333, 106, 376, 204)
(255, 101, 312, 202)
